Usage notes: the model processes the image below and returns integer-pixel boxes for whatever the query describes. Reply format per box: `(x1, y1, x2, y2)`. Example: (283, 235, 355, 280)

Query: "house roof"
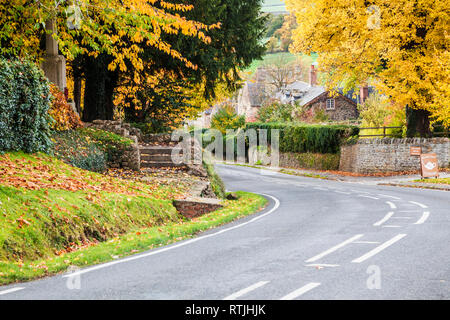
(285, 81, 311, 92)
(298, 86, 326, 105)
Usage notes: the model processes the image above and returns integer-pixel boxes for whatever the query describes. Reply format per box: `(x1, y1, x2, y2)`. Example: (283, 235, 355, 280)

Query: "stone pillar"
(41, 19, 66, 91)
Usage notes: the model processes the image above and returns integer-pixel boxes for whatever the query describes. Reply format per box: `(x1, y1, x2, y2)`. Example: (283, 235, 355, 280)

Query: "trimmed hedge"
(0, 58, 53, 153)
(245, 122, 359, 154)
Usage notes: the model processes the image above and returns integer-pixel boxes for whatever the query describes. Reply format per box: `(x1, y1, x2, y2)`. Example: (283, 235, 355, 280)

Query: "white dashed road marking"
(409, 201, 428, 209)
(305, 234, 364, 263)
(305, 264, 340, 268)
(377, 194, 401, 200)
(280, 283, 321, 300)
(373, 211, 395, 226)
(386, 201, 397, 209)
(414, 212, 430, 225)
(352, 234, 407, 263)
(358, 195, 380, 200)
(223, 281, 269, 300)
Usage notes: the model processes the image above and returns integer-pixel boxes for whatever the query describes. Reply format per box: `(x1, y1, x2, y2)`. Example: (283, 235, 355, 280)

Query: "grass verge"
(413, 177, 450, 185)
(0, 191, 267, 285)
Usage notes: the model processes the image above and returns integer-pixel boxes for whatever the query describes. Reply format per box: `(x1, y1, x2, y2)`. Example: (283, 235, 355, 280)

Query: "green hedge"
(0, 58, 52, 153)
(245, 122, 359, 154)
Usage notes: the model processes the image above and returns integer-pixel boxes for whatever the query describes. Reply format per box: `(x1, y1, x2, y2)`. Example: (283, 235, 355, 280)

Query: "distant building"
(236, 82, 268, 122)
(276, 65, 371, 121)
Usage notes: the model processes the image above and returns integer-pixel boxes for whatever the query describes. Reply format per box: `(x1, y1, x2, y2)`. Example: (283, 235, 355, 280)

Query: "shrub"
(245, 122, 359, 154)
(289, 152, 340, 170)
(48, 84, 82, 131)
(52, 130, 107, 172)
(257, 102, 294, 122)
(52, 128, 133, 172)
(0, 58, 52, 153)
(203, 161, 226, 199)
(211, 105, 245, 135)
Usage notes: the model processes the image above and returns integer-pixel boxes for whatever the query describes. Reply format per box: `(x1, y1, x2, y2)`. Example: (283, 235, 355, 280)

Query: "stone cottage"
(236, 82, 268, 122)
(277, 65, 369, 121)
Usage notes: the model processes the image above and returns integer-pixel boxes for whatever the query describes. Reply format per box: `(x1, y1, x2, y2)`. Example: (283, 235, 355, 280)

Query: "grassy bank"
(0, 151, 189, 268)
(414, 177, 450, 185)
(0, 191, 267, 285)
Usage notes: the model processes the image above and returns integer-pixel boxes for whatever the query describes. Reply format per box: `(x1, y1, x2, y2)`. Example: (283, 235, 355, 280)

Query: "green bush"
(52, 130, 108, 172)
(211, 105, 245, 135)
(203, 161, 226, 199)
(245, 122, 359, 154)
(0, 58, 53, 153)
(257, 102, 294, 122)
(291, 152, 340, 170)
(52, 128, 133, 172)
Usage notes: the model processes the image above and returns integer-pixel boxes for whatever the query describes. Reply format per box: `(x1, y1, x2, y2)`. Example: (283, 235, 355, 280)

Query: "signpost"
(420, 153, 439, 178)
(410, 147, 422, 156)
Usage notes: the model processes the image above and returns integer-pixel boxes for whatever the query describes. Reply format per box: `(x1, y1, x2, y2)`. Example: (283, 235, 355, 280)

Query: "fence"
(359, 126, 449, 138)
(359, 126, 403, 138)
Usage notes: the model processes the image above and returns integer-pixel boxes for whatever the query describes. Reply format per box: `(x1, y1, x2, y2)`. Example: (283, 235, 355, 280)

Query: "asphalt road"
(1, 164, 449, 300)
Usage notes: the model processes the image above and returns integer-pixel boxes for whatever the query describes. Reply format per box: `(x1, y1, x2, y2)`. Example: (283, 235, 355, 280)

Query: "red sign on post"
(410, 147, 422, 156)
(420, 153, 439, 178)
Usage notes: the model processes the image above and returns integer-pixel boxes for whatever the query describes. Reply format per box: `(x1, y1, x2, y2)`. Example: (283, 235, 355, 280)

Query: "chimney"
(360, 85, 369, 104)
(309, 65, 317, 87)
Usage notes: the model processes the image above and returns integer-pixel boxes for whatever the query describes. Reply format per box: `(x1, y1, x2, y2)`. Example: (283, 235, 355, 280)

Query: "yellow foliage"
(285, 0, 450, 126)
(48, 84, 83, 131)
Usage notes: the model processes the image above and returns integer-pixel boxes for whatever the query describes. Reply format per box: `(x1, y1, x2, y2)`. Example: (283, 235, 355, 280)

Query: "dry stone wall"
(339, 138, 449, 173)
(84, 120, 141, 171)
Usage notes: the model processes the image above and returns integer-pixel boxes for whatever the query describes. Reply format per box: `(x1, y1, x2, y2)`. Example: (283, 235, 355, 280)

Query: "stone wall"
(339, 138, 450, 173)
(84, 120, 141, 171)
(172, 198, 223, 219)
(309, 93, 359, 121)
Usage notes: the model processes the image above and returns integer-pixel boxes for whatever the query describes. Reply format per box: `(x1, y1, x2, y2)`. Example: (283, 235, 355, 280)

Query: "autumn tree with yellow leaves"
(285, 0, 449, 136)
(0, 0, 218, 121)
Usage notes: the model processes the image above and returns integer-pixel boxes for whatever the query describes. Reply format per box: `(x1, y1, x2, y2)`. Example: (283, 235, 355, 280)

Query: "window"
(326, 98, 335, 110)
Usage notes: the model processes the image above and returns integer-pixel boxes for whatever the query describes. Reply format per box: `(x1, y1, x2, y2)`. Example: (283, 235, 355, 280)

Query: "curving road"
(1, 164, 449, 300)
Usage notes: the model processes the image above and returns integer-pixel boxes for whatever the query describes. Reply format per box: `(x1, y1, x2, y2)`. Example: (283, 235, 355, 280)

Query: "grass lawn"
(0, 191, 266, 285)
(243, 52, 318, 75)
(414, 177, 450, 185)
(0, 152, 267, 285)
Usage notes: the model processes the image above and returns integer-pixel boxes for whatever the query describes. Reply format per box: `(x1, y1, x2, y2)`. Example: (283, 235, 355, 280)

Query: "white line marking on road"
(358, 195, 380, 200)
(386, 201, 397, 209)
(305, 234, 364, 263)
(373, 211, 395, 226)
(382, 225, 402, 228)
(414, 211, 430, 225)
(377, 194, 401, 200)
(63, 193, 281, 278)
(223, 281, 269, 300)
(352, 234, 407, 263)
(334, 191, 351, 195)
(391, 216, 413, 219)
(305, 264, 340, 268)
(0, 287, 25, 296)
(398, 210, 421, 213)
(354, 241, 380, 244)
(280, 283, 321, 300)
(314, 187, 328, 191)
(409, 201, 428, 209)
(352, 190, 369, 193)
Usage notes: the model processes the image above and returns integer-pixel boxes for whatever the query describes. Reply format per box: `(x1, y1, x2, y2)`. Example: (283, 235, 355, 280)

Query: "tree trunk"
(73, 75, 82, 114)
(82, 55, 118, 122)
(406, 106, 432, 137)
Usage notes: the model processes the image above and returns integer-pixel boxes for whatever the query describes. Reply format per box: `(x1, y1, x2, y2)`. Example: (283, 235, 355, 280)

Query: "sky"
(262, 0, 287, 13)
